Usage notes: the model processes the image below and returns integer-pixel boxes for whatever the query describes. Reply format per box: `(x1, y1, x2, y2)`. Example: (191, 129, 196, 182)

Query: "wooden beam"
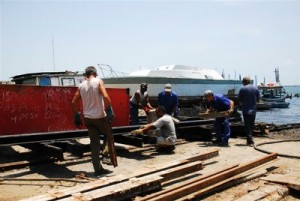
(114, 134, 144, 147)
(144, 153, 277, 201)
(21, 143, 64, 161)
(178, 169, 269, 200)
(261, 174, 300, 191)
(234, 185, 289, 201)
(0, 158, 57, 172)
(63, 175, 163, 201)
(178, 159, 280, 200)
(136, 164, 239, 201)
(24, 149, 219, 201)
(155, 161, 203, 182)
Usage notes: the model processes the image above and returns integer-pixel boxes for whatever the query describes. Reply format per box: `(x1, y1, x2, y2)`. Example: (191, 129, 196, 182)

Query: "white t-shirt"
(152, 114, 177, 144)
(79, 77, 106, 119)
(130, 90, 148, 107)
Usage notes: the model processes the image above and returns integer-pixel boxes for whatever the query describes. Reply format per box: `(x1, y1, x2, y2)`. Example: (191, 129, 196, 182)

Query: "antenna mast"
(52, 35, 56, 72)
(274, 67, 280, 84)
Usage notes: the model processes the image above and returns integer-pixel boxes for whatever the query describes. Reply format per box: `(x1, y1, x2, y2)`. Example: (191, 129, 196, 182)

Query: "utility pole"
(52, 34, 56, 72)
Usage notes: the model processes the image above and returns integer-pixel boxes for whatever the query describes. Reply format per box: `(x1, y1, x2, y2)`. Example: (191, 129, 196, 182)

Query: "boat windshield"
(259, 87, 286, 98)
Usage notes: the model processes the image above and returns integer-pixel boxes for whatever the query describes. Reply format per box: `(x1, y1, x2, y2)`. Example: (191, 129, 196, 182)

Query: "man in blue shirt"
(238, 77, 260, 147)
(204, 90, 234, 146)
(158, 83, 178, 118)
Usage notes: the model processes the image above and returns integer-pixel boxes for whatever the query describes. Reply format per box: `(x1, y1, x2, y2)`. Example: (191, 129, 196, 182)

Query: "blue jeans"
(130, 101, 139, 125)
(243, 113, 256, 143)
(214, 117, 230, 143)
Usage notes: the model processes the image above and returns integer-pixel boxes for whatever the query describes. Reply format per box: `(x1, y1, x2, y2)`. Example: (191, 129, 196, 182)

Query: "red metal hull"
(0, 85, 130, 136)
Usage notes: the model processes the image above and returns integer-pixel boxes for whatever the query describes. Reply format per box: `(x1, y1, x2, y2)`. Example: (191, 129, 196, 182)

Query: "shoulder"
(157, 114, 172, 123)
(171, 92, 178, 96)
(158, 91, 165, 96)
(79, 81, 86, 87)
(134, 90, 141, 95)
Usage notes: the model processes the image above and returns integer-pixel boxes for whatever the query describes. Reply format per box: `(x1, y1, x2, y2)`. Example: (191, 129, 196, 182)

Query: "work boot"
(94, 168, 111, 176)
(220, 141, 229, 147)
(247, 141, 255, 147)
(212, 139, 222, 144)
(156, 145, 175, 153)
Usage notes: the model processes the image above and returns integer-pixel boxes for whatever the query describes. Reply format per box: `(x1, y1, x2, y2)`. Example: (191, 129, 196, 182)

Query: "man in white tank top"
(72, 66, 115, 175)
(129, 83, 153, 125)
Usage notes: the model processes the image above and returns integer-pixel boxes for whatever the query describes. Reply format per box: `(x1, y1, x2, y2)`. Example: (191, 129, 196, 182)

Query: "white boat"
(100, 64, 243, 101)
(9, 65, 244, 106)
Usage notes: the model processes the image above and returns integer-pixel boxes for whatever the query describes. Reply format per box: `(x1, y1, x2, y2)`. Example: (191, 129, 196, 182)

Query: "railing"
(97, 64, 128, 78)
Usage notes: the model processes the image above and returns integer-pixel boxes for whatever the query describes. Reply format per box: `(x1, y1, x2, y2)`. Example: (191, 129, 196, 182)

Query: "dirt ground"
(1, 127, 300, 201)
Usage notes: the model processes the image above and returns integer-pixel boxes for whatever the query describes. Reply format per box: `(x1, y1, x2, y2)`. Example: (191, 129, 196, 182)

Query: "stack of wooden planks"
(22, 150, 280, 201)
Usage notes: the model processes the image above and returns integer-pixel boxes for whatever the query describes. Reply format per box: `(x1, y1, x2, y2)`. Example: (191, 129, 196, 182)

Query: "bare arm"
(229, 100, 234, 110)
(145, 94, 153, 109)
(72, 89, 81, 114)
(98, 79, 112, 109)
(141, 123, 156, 133)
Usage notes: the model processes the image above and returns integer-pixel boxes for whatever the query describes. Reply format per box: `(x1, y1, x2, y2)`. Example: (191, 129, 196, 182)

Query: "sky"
(1, 0, 300, 85)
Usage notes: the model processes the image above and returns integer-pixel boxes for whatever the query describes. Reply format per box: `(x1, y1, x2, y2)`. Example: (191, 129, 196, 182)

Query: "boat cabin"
(258, 84, 287, 99)
(11, 71, 85, 86)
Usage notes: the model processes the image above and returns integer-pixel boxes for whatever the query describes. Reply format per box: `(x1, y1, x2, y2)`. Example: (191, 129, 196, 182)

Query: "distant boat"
(257, 68, 290, 108)
(256, 100, 272, 110)
(100, 64, 244, 103)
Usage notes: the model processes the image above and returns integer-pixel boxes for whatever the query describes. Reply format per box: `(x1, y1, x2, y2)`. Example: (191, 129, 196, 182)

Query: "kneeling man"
(131, 106, 177, 151)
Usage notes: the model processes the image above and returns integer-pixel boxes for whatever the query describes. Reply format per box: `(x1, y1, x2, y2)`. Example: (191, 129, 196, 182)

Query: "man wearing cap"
(158, 83, 179, 118)
(204, 90, 234, 146)
(238, 77, 260, 147)
(129, 83, 153, 125)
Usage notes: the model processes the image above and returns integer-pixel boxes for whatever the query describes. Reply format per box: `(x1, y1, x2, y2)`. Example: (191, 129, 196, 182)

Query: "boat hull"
(102, 76, 243, 98)
(270, 102, 290, 108)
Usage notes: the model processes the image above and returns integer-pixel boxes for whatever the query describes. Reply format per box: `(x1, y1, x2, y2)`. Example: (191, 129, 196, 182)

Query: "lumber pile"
(22, 149, 219, 201)
(22, 151, 280, 201)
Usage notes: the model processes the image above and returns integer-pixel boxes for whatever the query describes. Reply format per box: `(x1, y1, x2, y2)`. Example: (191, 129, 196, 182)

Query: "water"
(255, 85, 300, 125)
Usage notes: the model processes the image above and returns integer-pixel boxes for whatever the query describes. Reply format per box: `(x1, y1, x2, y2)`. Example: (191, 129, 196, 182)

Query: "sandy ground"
(1, 128, 300, 201)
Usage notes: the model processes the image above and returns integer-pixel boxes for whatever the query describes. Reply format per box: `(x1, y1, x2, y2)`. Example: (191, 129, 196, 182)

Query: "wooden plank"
(23, 149, 219, 201)
(136, 164, 239, 201)
(107, 125, 118, 167)
(178, 169, 269, 200)
(234, 185, 289, 201)
(61, 175, 163, 201)
(155, 161, 203, 182)
(178, 159, 280, 200)
(136, 149, 219, 178)
(261, 174, 300, 191)
(0, 158, 57, 172)
(22, 143, 64, 161)
(199, 111, 227, 119)
(20, 175, 127, 201)
(114, 134, 144, 147)
(145, 153, 277, 201)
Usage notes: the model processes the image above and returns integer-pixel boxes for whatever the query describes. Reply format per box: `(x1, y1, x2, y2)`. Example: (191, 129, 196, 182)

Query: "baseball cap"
(164, 83, 172, 92)
(203, 90, 213, 100)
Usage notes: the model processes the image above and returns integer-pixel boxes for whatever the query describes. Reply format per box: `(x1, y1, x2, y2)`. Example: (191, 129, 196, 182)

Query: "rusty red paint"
(0, 85, 130, 136)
